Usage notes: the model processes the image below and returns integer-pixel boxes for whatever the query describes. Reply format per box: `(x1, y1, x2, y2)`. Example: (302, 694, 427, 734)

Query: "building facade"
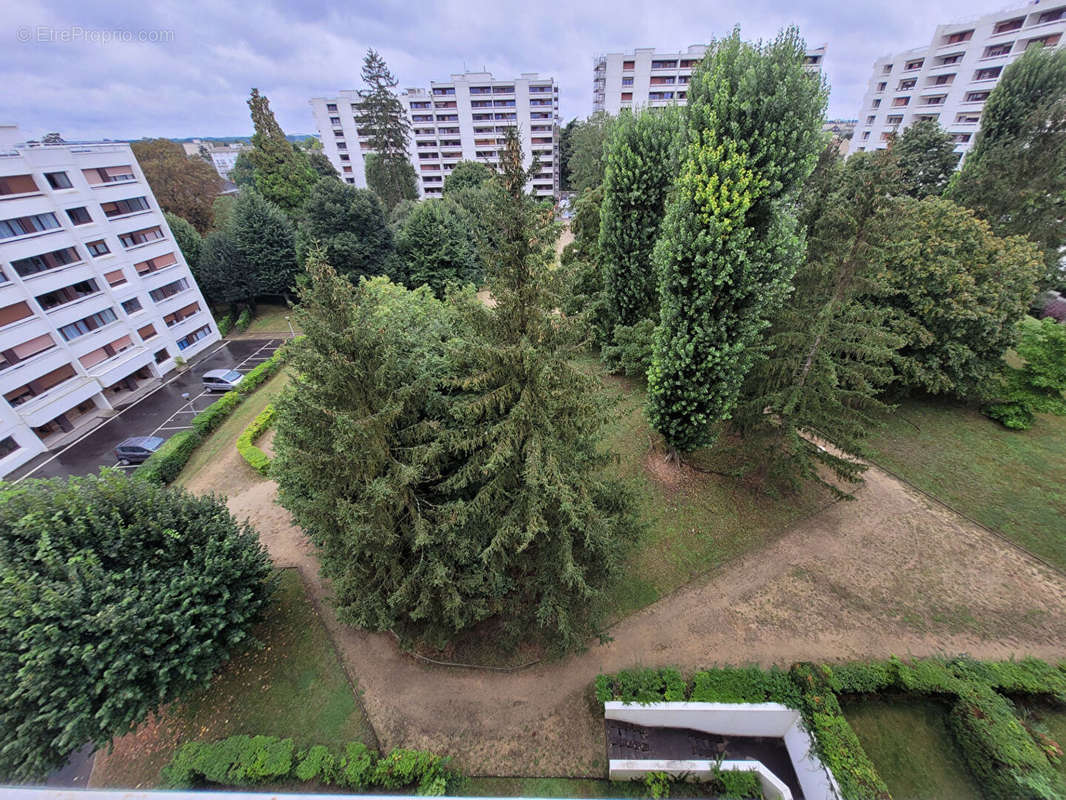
(310, 71, 559, 199)
(593, 44, 826, 114)
(181, 140, 249, 181)
(0, 125, 219, 476)
(849, 1, 1065, 157)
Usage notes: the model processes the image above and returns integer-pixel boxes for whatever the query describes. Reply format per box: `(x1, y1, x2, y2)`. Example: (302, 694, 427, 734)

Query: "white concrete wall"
(784, 716, 842, 800)
(605, 701, 798, 737)
(609, 758, 790, 800)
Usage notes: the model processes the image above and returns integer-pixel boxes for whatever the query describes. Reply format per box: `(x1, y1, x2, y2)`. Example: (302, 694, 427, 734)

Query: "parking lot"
(8, 338, 284, 483)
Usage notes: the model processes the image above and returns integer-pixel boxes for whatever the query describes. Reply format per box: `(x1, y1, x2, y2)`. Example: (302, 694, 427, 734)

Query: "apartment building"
(180, 140, 249, 181)
(849, 0, 1065, 157)
(0, 124, 219, 476)
(593, 44, 826, 114)
(310, 71, 559, 199)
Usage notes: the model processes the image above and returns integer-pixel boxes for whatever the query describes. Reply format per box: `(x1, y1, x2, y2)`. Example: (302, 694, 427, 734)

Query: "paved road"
(8, 338, 283, 482)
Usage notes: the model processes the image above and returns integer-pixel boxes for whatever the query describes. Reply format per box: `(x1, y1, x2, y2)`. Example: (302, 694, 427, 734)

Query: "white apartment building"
(593, 44, 826, 114)
(849, 0, 1066, 157)
(0, 124, 219, 476)
(181, 140, 249, 181)
(310, 71, 559, 199)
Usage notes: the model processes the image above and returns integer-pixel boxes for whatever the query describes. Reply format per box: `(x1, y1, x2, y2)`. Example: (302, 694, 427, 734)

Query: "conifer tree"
(231, 190, 299, 297)
(196, 229, 256, 310)
(299, 177, 394, 279)
(599, 106, 683, 327)
(646, 28, 827, 457)
(356, 50, 417, 210)
(246, 88, 318, 213)
(733, 151, 902, 494)
(890, 119, 959, 199)
(394, 198, 480, 297)
(164, 211, 203, 268)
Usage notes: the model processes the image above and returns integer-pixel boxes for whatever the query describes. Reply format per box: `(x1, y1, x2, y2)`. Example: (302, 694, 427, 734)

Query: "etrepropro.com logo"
(16, 25, 175, 44)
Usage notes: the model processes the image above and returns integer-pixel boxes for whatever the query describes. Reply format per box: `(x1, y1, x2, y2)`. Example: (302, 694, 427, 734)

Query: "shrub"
(613, 668, 679, 704)
(809, 713, 891, 800)
(192, 390, 243, 436)
(829, 660, 895, 694)
(294, 745, 337, 784)
(134, 429, 201, 484)
(0, 474, 272, 781)
(237, 404, 275, 476)
(339, 741, 375, 790)
(372, 748, 451, 796)
(894, 657, 965, 695)
(228, 735, 295, 783)
(236, 348, 286, 395)
(691, 665, 801, 708)
(643, 771, 671, 799)
(602, 319, 655, 379)
(715, 768, 764, 799)
(217, 314, 234, 337)
(236, 308, 252, 332)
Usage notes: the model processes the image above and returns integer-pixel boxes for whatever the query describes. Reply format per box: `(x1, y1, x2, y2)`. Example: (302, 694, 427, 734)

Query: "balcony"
(87, 345, 154, 387)
(15, 374, 100, 428)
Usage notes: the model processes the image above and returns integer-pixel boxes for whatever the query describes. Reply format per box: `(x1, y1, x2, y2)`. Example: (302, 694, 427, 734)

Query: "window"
(153, 348, 169, 363)
(119, 226, 164, 248)
(101, 196, 150, 218)
(121, 297, 143, 314)
(339, 154, 350, 161)
(333, 130, 343, 137)
(871, 99, 882, 108)
(1038, 7, 1066, 23)
(434, 101, 457, 109)
(939, 53, 964, 65)
(965, 91, 991, 102)
(922, 95, 946, 105)
(176, 325, 211, 351)
(45, 171, 73, 190)
(12, 246, 81, 277)
(621, 92, 633, 101)
(336, 142, 347, 150)
(329, 115, 341, 123)
(57, 307, 118, 341)
(956, 113, 981, 123)
(651, 60, 678, 69)
(138, 323, 157, 340)
(0, 437, 20, 459)
(134, 252, 177, 275)
(975, 66, 1002, 80)
(866, 115, 876, 124)
(984, 43, 1013, 57)
(82, 165, 135, 184)
(862, 131, 871, 140)
(412, 114, 433, 122)
(66, 206, 92, 225)
(36, 279, 100, 311)
(899, 79, 916, 90)
(994, 17, 1025, 33)
(892, 96, 910, 106)
(1028, 33, 1062, 48)
(933, 74, 955, 85)
(905, 59, 924, 70)
(622, 60, 634, 70)
(326, 103, 337, 112)
(887, 114, 904, 124)
(877, 81, 887, 91)
(164, 302, 200, 327)
(0, 212, 61, 239)
(345, 178, 354, 184)
(436, 114, 459, 122)
(953, 132, 973, 143)
(148, 277, 190, 302)
(0, 174, 38, 196)
(883, 64, 894, 73)
(945, 30, 974, 45)
(470, 86, 492, 94)
(680, 59, 699, 68)
(104, 269, 126, 287)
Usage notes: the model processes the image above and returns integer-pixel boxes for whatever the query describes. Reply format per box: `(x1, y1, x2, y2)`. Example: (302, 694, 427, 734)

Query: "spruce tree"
(890, 119, 959, 199)
(951, 45, 1066, 288)
(246, 88, 318, 213)
(196, 229, 256, 310)
(599, 106, 683, 327)
(431, 128, 640, 651)
(299, 177, 394, 279)
(231, 190, 299, 298)
(164, 211, 203, 268)
(646, 27, 827, 457)
(356, 50, 417, 210)
(394, 198, 480, 297)
(733, 151, 902, 495)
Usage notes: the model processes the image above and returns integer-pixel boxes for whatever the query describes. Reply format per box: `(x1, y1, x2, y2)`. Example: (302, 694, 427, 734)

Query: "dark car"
(114, 436, 165, 464)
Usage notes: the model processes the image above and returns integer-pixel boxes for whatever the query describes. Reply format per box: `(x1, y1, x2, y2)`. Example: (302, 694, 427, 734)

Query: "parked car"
(114, 436, 165, 464)
(202, 368, 245, 392)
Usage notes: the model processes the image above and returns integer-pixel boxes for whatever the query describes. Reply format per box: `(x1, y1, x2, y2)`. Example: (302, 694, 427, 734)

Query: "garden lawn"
(862, 399, 1066, 572)
(175, 369, 289, 493)
(90, 569, 375, 789)
(844, 697, 983, 800)
(461, 777, 710, 798)
(587, 361, 832, 621)
(242, 303, 301, 335)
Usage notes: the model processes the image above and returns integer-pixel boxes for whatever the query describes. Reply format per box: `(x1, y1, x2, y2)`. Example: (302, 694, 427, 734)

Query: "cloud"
(2, 0, 1005, 139)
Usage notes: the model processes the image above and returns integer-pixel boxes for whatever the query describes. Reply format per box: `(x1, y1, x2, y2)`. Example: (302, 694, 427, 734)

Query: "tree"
(394, 199, 480, 297)
(165, 210, 203, 268)
(557, 118, 578, 191)
(231, 190, 299, 297)
(307, 150, 339, 179)
(951, 45, 1066, 288)
(211, 194, 237, 231)
(364, 152, 418, 210)
(246, 88, 318, 213)
(443, 160, 493, 194)
(0, 471, 272, 781)
(566, 112, 613, 193)
(196, 229, 256, 309)
(559, 186, 611, 348)
(429, 128, 640, 650)
(890, 120, 959, 199)
(229, 150, 256, 190)
(599, 107, 683, 327)
(131, 138, 222, 232)
(732, 151, 902, 495)
(982, 316, 1066, 429)
(646, 28, 828, 457)
(877, 197, 1044, 398)
(299, 177, 393, 279)
(356, 49, 416, 210)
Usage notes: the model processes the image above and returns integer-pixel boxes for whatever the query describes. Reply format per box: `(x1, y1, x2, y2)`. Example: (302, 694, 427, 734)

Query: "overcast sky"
(3, 0, 1008, 140)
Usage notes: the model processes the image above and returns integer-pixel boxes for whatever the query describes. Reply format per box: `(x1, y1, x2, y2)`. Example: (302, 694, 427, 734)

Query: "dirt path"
(184, 444, 1066, 778)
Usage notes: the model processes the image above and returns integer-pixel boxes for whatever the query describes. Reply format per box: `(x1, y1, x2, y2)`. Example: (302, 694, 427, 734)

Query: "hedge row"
(217, 314, 233, 337)
(235, 308, 252, 332)
(136, 345, 289, 485)
(237, 404, 275, 476)
(595, 658, 1066, 800)
(162, 736, 455, 796)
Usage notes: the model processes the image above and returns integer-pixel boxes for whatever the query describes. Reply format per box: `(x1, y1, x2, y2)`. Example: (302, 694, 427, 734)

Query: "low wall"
(608, 758, 790, 800)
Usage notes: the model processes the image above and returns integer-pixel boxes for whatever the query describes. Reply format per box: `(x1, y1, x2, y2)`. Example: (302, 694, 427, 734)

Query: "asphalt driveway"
(8, 338, 284, 483)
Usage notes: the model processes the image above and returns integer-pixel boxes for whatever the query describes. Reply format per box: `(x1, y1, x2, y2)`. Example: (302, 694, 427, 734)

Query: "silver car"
(202, 368, 244, 392)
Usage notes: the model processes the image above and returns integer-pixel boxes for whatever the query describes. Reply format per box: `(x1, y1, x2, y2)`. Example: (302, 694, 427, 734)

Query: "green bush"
(643, 771, 671, 799)
(236, 308, 252, 332)
(715, 768, 764, 799)
(829, 661, 895, 694)
(217, 314, 234, 337)
(163, 736, 293, 787)
(339, 741, 375, 789)
(691, 666, 801, 708)
(134, 429, 201, 484)
(228, 735, 295, 783)
(294, 745, 337, 784)
(893, 657, 965, 695)
(192, 390, 243, 436)
(603, 319, 655, 379)
(237, 404, 275, 476)
(236, 349, 286, 395)
(809, 713, 891, 800)
(373, 747, 452, 795)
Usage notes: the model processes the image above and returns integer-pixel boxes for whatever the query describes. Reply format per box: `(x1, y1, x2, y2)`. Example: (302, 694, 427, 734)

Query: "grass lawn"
(845, 696, 983, 800)
(591, 363, 832, 620)
(243, 302, 301, 335)
(862, 399, 1066, 571)
(175, 369, 289, 491)
(1017, 703, 1066, 780)
(92, 569, 375, 789)
(461, 777, 711, 797)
